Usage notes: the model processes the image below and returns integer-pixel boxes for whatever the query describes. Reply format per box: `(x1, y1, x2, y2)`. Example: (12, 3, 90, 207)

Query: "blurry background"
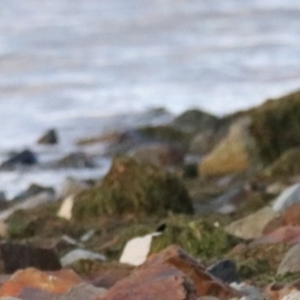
(1, 0, 300, 197)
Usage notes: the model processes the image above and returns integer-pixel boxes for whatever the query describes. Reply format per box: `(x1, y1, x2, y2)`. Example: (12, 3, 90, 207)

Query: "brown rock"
(0, 243, 61, 273)
(37, 129, 58, 145)
(101, 263, 198, 300)
(0, 268, 82, 297)
(282, 203, 300, 226)
(129, 143, 185, 167)
(143, 245, 237, 299)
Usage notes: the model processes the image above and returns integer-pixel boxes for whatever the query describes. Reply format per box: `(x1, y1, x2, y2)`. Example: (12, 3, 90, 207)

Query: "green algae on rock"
(73, 156, 194, 221)
(263, 147, 300, 178)
(150, 215, 239, 261)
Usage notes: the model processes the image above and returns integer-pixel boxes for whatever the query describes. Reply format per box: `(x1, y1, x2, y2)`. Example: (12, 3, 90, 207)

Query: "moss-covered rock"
(150, 215, 240, 262)
(249, 90, 300, 165)
(73, 156, 194, 221)
(263, 147, 300, 178)
(173, 109, 219, 133)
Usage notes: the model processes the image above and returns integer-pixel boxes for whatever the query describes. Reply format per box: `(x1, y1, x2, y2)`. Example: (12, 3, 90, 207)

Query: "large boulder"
(201, 90, 300, 176)
(73, 156, 193, 220)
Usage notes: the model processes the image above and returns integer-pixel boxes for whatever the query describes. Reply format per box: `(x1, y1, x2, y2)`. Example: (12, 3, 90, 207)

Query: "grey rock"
(207, 259, 240, 284)
(61, 249, 106, 267)
(272, 183, 300, 212)
(277, 243, 300, 275)
(0, 149, 37, 170)
(55, 152, 96, 168)
(12, 183, 54, 202)
(37, 128, 58, 145)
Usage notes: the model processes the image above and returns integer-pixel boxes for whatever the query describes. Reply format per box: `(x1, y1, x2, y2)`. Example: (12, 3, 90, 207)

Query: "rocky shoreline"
(1, 90, 300, 299)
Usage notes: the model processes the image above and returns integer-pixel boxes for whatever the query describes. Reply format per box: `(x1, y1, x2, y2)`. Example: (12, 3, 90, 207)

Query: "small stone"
(57, 196, 74, 220)
(277, 243, 300, 275)
(37, 129, 58, 145)
(207, 259, 240, 284)
(272, 184, 300, 212)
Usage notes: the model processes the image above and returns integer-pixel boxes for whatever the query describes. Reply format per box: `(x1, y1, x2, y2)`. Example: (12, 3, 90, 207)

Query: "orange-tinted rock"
(265, 283, 296, 300)
(101, 263, 198, 300)
(0, 268, 82, 297)
(252, 226, 300, 245)
(143, 245, 237, 299)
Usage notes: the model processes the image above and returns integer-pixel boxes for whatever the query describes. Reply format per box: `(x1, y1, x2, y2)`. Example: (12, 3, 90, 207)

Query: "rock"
(101, 262, 198, 300)
(206, 259, 240, 284)
(0, 243, 61, 273)
(0, 192, 55, 221)
(225, 206, 278, 239)
(272, 184, 300, 212)
(60, 249, 106, 267)
(230, 282, 263, 300)
(0, 268, 82, 297)
(266, 182, 287, 195)
(282, 292, 300, 300)
(252, 226, 300, 245)
(173, 109, 219, 134)
(277, 243, 300, 275)
(37, 128, 58, 145)
(12, 184, 55, 203)
(73, 156, 193, 220)
(129, 143, 185, 167)
(57, 177, 90, 199)
(55, 152, 96, 169)
(0, 150, 37, 170)
(200, 117, 259, 176)
(143, 245, 238, 299)
(120, 232, 161, 266)
(57, 196, 74, 220)
(282, 203, 300, 226)
(80, 229, 96, 243)
(18, 287, 59, 300)
(55, 283, 106, 300)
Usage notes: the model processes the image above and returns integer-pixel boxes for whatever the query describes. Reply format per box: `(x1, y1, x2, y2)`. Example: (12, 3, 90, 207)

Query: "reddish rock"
(262, 217, 283, 235)
(101, 263, 198, 300)
(252, 226, 300, 245)
(265, 283, 296, 300)
(143, 245, 237, 299)
(282, 203, 300, 226)
(0, 268, 82, 297)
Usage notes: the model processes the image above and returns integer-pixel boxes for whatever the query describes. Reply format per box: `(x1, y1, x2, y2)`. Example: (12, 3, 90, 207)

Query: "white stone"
(61, 249, 106, 266)
(57, 196, 74, 220)
(282, 291, 300, 300)
(272, 183, 300, 212)
(120, 232, 161, 266)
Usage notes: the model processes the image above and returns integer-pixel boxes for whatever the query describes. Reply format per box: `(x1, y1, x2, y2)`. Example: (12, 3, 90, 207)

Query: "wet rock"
(37, 128, 58, 145)
(61, 249, 106, 267)
(120, 232, 161, 266)
(102, 262, 198, 300)
(144, 245, 237, 299)
(225, 206, 278, 240)
(129, 143, 185, 167)
(12, 184, 55, 203)
(55, 152, 96, 168)
(206, 259, 240, 284)
(0, 268, 82, 297)
(73, 156, 193, 220)
(57, 177, 90, 199)
(200, 117, 259, 176)
(277, 243, 300, 275)
(272, 184, 300, 212)
(55, 283, 106, 300)
(0, 243, 61, 273)
(0, 150, 37, 170)
(173, 109, 219, 134)
(57, 196, 74, 220)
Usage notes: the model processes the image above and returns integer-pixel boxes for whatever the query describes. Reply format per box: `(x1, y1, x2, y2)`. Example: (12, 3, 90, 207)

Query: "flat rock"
(54, 152, 96, 169)
(0, 268, 82, 298)
(101, 263, 198, 300)
(61, 249, 106, 267)
(0, 150, 37, 170)
(0, 243, 61, 273)
(206, 259, 240, 284)
(272, 184, 300, 212)
(277, 243, 300, 275)
(225, 206, 278, 239)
